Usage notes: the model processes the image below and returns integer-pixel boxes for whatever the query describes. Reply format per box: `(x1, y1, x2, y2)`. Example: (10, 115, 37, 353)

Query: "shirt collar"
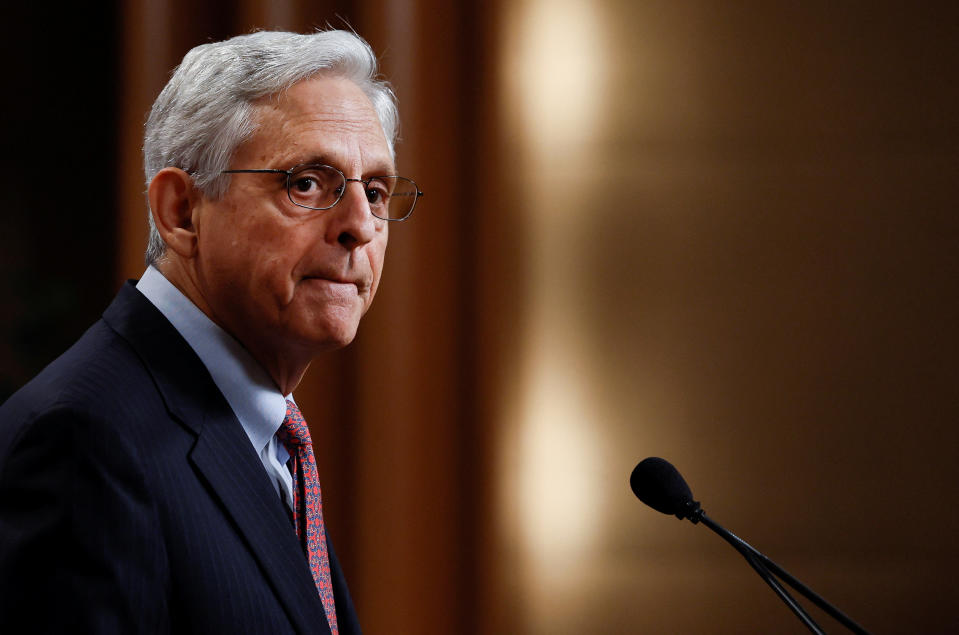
(136, 265, 288, 454)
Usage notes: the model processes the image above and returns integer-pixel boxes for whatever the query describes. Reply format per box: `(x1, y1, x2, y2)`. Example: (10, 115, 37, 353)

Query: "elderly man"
(0, 30, 419, 634)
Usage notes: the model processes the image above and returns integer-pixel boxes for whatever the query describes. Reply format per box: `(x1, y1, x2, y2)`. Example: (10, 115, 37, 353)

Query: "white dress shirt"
(136, 265, 295, 513)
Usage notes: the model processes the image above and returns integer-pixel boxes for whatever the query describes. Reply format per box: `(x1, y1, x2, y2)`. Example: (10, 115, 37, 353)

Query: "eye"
(287, 165, 343, 209)
(292, 176, 319, 193)
(364, 179, 391, 206)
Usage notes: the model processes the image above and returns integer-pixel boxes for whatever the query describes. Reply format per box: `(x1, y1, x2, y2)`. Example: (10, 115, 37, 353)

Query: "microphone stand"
(682, 502, 871, 635)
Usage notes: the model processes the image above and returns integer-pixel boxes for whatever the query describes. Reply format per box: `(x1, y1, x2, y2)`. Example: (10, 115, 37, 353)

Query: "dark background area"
(1, 4, 118, 400)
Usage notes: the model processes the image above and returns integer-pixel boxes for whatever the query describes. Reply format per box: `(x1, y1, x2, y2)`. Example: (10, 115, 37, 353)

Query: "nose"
(326, 180, 378, 249)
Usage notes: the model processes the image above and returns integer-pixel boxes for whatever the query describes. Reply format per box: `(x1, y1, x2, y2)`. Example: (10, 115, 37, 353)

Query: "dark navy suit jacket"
(0, 282, 360, 634)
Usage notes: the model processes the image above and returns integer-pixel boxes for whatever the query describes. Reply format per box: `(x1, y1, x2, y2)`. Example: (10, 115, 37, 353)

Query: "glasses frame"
(221, 163, 423, 221)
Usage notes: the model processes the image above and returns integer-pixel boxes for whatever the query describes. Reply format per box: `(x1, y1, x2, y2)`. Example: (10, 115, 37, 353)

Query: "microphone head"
(630, 457, 700, 520)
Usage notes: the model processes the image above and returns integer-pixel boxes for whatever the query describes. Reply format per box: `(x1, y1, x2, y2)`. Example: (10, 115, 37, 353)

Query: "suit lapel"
(190, 418, 331, 635)
(103, 283, 331, 635)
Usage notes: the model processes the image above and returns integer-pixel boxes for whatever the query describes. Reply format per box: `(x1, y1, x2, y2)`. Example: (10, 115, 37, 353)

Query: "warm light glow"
(515, 323, 604, 580)
(497, 2, 614, 624)
(507, 0, 609, 158)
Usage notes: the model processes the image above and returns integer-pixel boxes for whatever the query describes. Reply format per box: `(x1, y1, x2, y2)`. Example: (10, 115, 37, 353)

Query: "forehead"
(237, 75, 394, 173)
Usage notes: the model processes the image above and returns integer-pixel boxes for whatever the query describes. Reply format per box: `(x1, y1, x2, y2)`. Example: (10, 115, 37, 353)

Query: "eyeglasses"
(221, 163, 423, 221)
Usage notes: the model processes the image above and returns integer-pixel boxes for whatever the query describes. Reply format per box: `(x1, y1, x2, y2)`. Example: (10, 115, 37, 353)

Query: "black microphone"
(630, 457, 871, 635)
(629, 456, 701, 520)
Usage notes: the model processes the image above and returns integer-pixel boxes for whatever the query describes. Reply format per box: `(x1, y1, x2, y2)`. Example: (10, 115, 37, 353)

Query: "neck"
(155, 259, 310, 396)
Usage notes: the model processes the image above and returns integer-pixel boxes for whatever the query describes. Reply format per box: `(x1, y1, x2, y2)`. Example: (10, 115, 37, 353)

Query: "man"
(0, 30, 420, 634)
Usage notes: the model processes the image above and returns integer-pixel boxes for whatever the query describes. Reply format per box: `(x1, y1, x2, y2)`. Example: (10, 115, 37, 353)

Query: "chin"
(280, 300, 367, 353)
(297, 320, 361, 353)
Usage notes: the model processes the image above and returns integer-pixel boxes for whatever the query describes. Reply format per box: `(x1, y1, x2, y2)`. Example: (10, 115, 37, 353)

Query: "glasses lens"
(288, 165, 344, 210)
(381, 177, 419, 221)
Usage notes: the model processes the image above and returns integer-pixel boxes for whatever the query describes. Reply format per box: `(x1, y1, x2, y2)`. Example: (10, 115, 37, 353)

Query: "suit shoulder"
(0, 318, 163, 458)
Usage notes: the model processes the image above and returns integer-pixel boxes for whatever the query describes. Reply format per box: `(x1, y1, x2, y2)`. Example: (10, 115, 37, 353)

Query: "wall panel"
(484, 1, 959, 632)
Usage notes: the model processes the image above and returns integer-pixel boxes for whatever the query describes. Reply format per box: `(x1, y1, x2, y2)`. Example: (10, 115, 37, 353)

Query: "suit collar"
(102, 282, 331, 634)
(135, 266, 288, 459)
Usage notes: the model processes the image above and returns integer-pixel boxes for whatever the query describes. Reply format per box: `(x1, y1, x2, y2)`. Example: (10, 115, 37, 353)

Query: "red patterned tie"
(276, 400, 338, 635)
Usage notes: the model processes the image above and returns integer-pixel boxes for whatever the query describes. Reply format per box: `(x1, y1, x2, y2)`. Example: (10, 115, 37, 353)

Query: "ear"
(148, 167, 200, 258)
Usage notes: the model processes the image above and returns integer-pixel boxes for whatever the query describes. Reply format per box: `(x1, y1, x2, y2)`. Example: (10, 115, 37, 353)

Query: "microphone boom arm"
(685, 503, 871, 635)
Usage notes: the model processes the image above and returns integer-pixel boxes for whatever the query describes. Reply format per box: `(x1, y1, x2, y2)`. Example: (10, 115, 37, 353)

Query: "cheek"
(367, 235, 389, 296)
(198, 203, 256, 262)
(200, 213, 299, 299)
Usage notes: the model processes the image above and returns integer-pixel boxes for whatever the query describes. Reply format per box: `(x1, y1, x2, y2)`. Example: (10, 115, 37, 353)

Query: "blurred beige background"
(3, 1, 957, 633)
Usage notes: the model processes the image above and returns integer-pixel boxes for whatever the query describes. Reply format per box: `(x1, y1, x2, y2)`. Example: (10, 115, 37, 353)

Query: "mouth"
(302, 273, 369, 295)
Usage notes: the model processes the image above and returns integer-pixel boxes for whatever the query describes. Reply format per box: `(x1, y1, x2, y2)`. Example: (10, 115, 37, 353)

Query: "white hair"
(142, 29, 399, 266)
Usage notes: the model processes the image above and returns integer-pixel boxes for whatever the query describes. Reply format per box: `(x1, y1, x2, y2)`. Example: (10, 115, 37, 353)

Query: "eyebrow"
(293, 154, 396, 177)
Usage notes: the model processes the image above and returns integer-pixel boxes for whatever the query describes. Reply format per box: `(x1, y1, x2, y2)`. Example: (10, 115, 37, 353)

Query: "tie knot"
(277, 399, 313, 452)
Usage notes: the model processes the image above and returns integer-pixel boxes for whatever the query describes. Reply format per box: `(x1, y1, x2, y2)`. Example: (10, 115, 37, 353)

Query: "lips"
(302, 270, 370, 293)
